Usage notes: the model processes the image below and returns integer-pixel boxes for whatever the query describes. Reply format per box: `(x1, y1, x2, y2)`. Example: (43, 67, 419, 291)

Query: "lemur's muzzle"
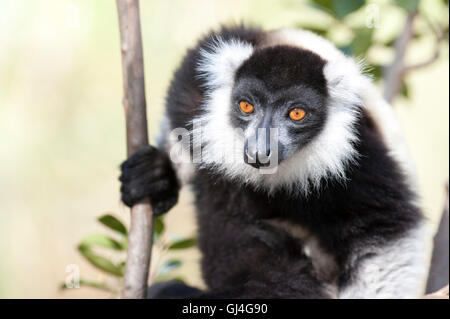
(244, 109, 281, 169)
(244, 123, 281, 169)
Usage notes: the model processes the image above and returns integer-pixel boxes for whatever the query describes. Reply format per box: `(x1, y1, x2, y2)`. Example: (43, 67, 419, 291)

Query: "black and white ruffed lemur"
(119, 26, 429, 299)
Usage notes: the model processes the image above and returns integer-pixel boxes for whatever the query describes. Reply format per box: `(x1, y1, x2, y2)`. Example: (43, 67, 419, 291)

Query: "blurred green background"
(0, 0, 448, 298)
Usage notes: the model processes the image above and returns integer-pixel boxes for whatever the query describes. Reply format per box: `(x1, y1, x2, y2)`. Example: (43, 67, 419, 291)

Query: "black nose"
(244, 129, 273, 169)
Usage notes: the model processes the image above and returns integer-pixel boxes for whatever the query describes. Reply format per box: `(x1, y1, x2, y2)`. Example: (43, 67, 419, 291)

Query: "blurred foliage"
(295, 0, 449, 99)
(61, 214, 196, 295)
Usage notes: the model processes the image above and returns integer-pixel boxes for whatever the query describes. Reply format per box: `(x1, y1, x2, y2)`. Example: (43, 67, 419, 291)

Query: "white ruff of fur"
(194, 32, 372, 194)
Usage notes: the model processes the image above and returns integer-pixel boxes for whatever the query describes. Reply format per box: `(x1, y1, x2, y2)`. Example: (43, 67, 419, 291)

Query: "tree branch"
(383, 11, 417, 103)
(116, 0, 153, 299)
(383, 11, 445, 103)
(423, 285, 449, 299)
(402, 16, 444, 74)
(426, 183, 449, 294)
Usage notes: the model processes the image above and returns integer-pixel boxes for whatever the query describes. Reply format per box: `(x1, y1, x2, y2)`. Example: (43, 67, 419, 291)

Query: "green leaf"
(401, 80, 410, 98)
(383, 36, 397, 48)
(351, 27, 374, 56)
(80, 234, 124, 250)
(368, 64, 383, 82)
(334, 0, 365, 19)
(118, 261, 126, 274)
(154, 216, 165, 236)
(382, 30, 423, 48)
(157, 259, 182, 276)
(309, 0, 365, 19)
(60, 279, 116, 292)
(121, 237, 128, 250)
(168, 238, 197, 250)
(153, 217, 165, 242)
(98, 214, 127, 236)
(78, 244, 124, 277)
(155, 276, 186, 284)
(300, 25, 328, 37)
(339, 44, 353, 56)
(309, 0, 333, 13)
(394, 0, 420, 12)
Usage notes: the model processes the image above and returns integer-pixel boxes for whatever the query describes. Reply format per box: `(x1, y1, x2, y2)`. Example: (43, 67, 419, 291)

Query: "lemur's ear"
(323, 56, 372, 109)
(197, 37, 253, 89)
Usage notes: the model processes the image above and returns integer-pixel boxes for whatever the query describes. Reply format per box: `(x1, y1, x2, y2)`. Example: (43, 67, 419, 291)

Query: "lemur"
(119, 26, 428, 298)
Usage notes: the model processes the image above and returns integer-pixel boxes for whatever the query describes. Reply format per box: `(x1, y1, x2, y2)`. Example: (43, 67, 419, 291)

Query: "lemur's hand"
(119, 145, 180, 216)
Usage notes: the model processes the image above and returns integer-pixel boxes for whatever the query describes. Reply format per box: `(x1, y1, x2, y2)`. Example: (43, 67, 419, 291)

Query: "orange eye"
(289, 109, 306, 121)
(239, 101, 254, 114)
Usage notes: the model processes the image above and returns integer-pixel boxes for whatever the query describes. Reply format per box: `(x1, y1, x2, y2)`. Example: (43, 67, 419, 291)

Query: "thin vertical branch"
(383, 11, 417, 103)
(426, 183, 449, 294)
(383, 10, 445, 103)
(116, 0, 153, 299)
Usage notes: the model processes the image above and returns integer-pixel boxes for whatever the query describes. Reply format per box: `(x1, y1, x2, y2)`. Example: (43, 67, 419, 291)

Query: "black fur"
(194, 111, 422, 295)
(236, 45, 328, 94)
(120, 26, 423, 298)
(146, 280, 202, 299)
(119, 145, 179, 216)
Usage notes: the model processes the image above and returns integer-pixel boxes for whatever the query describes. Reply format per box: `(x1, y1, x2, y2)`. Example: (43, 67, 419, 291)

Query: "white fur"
(197, 36, 254, 89)
(194, 29, 368, 194)
(340, 222, 430, 299)
(264, 28, 349, 62)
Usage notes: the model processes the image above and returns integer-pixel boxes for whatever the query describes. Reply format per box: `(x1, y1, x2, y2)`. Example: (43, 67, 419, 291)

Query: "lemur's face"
(230, 46, 329, 168)
(197, 32, 363, 192)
